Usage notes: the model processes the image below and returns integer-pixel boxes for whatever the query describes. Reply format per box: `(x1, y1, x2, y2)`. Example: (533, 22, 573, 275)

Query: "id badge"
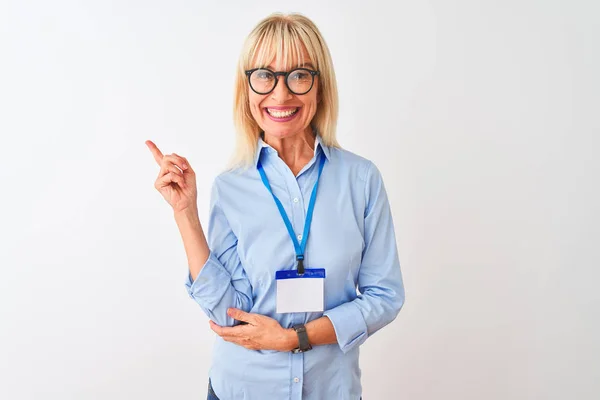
(276, 268, 326, 313)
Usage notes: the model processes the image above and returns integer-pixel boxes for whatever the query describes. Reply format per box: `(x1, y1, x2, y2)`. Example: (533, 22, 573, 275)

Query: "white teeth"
(267, 108, 298, 118)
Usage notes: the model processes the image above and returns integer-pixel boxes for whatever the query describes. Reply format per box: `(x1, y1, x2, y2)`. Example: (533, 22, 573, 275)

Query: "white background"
(1, 1, 598, 399)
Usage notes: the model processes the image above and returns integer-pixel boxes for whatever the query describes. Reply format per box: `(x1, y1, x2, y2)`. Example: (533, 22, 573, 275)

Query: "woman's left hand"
(209, 308, 295, 352)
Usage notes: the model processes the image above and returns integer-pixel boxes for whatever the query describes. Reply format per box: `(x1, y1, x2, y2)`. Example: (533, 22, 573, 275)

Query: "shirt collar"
(254, 128, 330, 167)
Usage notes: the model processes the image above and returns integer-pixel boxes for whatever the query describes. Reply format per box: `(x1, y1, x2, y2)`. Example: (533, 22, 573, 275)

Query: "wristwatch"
(291, 324, 312, 353)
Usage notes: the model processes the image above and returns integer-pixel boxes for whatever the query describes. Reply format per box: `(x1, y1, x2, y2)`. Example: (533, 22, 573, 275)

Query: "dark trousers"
(207, 379, 220, 400)
(207, 379, 362, 399)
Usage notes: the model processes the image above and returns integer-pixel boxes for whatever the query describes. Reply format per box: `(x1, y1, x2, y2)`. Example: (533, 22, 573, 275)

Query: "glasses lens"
(250, 69, 275, 94)
(287, 69, 314, 94)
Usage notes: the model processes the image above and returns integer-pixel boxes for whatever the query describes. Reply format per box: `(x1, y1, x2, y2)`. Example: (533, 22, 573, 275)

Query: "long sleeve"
(323, 161, 405, 354)
(184, 178, 254, 326)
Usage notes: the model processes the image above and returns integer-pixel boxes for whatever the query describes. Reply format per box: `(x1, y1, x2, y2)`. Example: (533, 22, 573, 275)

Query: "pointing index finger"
(145, 140, 164, 166)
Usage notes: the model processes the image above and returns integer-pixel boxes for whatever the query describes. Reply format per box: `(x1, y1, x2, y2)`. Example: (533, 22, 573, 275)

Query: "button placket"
(290, 353, 303, 399)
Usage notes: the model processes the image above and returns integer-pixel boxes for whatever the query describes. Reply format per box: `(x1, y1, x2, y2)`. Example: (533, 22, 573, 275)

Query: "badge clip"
(296, 255, 305, 275)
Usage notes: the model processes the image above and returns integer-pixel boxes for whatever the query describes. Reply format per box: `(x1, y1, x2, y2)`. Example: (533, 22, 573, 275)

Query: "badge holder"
(276, 257, 326, 313)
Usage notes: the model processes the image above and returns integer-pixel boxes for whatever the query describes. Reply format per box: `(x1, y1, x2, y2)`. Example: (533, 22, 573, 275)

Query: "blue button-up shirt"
(185, 133, 405, 400)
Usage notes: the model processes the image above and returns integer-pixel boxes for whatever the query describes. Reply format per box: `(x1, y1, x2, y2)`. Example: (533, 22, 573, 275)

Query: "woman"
(146, 12, 404, 400)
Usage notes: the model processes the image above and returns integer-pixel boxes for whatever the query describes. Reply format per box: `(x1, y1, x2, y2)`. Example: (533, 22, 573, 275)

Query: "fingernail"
(182, 163, 188, 169)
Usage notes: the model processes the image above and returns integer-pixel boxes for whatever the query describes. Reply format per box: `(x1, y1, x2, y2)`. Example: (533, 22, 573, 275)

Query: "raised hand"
(146, 140, 197, 213)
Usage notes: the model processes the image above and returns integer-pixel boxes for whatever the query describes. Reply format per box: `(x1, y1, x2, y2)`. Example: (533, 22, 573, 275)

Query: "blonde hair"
(228, 12, 340, 170)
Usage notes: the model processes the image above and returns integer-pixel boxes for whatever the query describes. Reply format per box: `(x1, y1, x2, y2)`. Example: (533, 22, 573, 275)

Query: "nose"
(270, 75, 293, 103)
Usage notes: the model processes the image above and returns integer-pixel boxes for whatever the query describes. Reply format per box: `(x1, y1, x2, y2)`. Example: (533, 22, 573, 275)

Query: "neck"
(263, 126, 316, 174)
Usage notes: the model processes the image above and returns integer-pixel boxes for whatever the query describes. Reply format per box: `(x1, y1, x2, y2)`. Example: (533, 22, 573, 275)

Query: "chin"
(261, 123, 308, 138)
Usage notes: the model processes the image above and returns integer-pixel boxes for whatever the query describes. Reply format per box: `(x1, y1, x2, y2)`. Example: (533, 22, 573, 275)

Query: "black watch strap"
(291, 324, 312, 353)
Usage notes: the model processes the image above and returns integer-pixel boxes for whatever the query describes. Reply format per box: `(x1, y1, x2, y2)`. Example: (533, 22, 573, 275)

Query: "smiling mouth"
(265, 107, 299, 118)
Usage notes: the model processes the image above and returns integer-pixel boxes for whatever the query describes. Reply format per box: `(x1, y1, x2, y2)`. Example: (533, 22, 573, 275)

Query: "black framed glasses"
(245, 67, 320, 95)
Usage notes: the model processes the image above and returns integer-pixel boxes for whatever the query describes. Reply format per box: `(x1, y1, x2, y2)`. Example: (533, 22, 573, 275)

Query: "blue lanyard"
(257, 154, 326, 275)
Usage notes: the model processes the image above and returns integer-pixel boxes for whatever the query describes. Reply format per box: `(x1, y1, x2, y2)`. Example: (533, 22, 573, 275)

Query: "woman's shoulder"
(210, 163, 259, 193)
(329, 145, 372, 164)
(327, 145, 379, 183)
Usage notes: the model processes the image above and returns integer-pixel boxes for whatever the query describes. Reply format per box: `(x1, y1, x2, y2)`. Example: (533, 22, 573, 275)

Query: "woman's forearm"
(306, 316, 338, 346)
(174, 206, 210, 282)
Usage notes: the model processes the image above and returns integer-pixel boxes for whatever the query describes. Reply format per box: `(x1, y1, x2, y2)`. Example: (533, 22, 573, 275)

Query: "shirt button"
(293, 377, 300, 383)
(297, 234, 302, 241)
(293, 197, 299, 203)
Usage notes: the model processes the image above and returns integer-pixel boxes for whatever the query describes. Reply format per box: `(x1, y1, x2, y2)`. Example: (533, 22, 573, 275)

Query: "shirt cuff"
(323, 301, 368, 354)
(184, 251, 232, 310)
